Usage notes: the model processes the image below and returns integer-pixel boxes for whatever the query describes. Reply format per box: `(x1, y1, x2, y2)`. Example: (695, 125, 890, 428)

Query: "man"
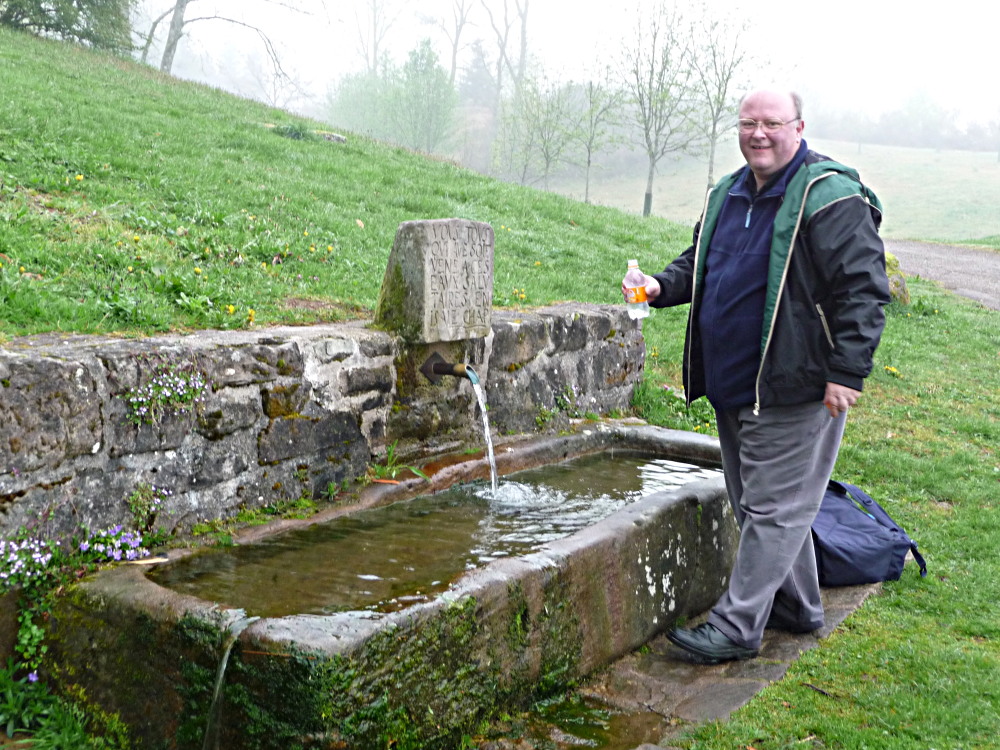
(626, 89, 890, 664)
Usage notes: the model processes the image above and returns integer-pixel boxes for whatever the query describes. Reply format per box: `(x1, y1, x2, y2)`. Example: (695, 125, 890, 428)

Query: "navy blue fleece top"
(698, 141, 809, 410)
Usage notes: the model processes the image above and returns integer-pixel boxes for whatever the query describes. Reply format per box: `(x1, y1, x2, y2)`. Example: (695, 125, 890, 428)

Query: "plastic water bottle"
(624, 259, 650, 320)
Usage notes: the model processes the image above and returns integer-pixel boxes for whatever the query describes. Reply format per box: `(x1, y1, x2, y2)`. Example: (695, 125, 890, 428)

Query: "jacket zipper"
(816, 303, 835, 349)
(685, 186, 717, 406)
(752, 172, 837, 415)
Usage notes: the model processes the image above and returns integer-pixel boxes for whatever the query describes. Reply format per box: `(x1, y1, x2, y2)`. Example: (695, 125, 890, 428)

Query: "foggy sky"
(144, 0, 1000, 127)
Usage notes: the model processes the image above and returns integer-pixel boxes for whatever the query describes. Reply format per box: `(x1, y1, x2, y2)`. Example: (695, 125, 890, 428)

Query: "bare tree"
(245, 49, 307, 109)
(418, 0, 474, 87)
(527, 76, 575, 189)
(492, 74, 579, 188)
(479, 0, 512, 116)
(158, 0, 190, 72)
(688, 7, 750, 189)
(479, 0, 529, 114)
(493, 100, 533, 184)
(139, 0, 322, 77)
(513, 0, 528, 90)
(619, 0, 698, 216)
(571, 70, 625, 203)
(355, 0, 402, 74)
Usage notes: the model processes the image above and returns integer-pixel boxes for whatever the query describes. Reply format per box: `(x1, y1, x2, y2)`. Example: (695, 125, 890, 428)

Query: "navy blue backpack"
(812, 480, 927, 586)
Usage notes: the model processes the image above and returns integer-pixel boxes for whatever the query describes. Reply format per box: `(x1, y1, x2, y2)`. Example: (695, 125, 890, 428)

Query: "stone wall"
(488, 303, 644, 433)
(0, 303, 644, 541)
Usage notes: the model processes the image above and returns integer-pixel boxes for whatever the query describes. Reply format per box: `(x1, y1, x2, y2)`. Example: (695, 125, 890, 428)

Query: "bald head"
(739, 89, 803, 119)
(738, 89, 806, 189)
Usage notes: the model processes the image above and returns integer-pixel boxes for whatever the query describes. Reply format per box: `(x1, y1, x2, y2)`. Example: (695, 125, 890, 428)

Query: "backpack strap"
(910, 544, 928, 578)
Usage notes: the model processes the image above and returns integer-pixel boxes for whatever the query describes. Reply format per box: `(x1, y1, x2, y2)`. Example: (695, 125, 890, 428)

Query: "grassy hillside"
(0, 27, 688, 338)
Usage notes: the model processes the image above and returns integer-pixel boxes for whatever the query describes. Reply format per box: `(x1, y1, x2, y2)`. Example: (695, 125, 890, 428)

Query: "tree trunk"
(516, 0, 529, 89)
(643, 159, 656, 217)
(160, 0, 191, 74)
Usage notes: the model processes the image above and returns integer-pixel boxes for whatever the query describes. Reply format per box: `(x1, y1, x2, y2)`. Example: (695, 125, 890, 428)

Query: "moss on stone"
(262, 384, 303, 418)
(202, 597, 506, 748)
(373, 263, 420, 342)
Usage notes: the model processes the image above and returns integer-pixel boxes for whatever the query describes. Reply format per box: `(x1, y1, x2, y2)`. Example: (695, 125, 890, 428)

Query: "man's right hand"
(621, 275, 661, 303)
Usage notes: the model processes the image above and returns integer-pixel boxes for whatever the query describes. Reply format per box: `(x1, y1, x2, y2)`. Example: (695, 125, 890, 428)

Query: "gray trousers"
(707, 401, 847, 649)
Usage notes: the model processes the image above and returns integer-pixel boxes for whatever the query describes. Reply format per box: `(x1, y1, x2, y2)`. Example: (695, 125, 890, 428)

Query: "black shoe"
(666, 623, 759, 664)
(765, 615, 823, 634)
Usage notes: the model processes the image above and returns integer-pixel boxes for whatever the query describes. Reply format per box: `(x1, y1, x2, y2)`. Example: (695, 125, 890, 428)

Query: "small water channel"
(149, 452, 721, 618)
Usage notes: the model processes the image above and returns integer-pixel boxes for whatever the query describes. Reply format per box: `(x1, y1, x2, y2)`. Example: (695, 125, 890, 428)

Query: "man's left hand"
(824, 382, 861, 418)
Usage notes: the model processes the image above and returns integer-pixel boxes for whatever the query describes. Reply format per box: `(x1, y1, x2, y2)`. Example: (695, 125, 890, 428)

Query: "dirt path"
(885, 239, 999, 310)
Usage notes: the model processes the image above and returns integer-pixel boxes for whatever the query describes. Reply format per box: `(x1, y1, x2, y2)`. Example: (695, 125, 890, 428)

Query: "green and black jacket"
(651, 150, 891, 412)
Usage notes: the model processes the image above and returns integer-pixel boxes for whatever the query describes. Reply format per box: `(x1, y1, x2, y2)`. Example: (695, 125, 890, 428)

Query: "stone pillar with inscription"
(375, 219, 494, 343)
(376, 218, 496, 453)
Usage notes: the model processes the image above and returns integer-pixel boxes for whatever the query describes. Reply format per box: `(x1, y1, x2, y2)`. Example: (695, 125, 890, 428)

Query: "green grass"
(2, 26, 999, 750)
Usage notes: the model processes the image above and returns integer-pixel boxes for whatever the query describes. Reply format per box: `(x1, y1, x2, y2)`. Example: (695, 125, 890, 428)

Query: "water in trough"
(150, 452, 721, 618)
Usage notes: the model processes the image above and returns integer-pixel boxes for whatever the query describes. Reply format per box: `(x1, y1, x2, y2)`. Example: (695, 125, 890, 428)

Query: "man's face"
(738, 91, 804, 188)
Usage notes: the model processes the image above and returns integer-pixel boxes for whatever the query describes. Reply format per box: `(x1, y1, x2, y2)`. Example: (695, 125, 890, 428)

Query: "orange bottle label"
(626, 286, 647, 304)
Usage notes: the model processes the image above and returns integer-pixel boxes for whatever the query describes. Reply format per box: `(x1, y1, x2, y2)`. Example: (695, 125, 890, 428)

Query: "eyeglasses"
(737, 118, 799, 134)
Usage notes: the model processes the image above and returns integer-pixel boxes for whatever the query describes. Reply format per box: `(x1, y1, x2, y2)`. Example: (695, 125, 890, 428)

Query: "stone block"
(490, 313, 548, 370)
(342, 365, 394, 396)
(257, 410, 365, 466)
(200, 341, 304, 387)
(0, 354, 103, 474)
(885, 251, 910, 305)
(542, 309, 591, 353)
(107, 401, 195, 458)
(261, 381, 312, 418)
(356, 330, 394, 358)
(375, 219, 494, 343)
(0, 303, 645, 542)
(191, 430, 255, 486)
(195, 385, 263, 440)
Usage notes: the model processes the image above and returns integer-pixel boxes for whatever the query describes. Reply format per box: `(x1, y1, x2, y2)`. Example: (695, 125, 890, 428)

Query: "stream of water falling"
(470, 379, 498, 494)
(201, 615, 259, 750)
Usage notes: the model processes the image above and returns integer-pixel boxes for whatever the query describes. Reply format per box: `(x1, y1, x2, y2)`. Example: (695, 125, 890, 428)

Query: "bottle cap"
(628, 259, 638, 266)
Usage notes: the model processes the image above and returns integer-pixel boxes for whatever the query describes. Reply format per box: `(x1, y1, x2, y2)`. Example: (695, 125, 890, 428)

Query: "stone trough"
(46, 424, 735, 749)
(8, 217, 740, 748)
